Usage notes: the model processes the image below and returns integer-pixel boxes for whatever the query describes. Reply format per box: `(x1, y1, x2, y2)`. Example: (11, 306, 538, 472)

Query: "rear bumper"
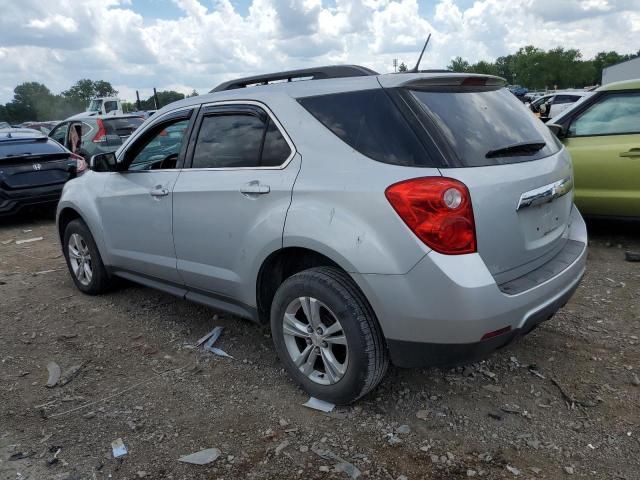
(352, 206, 587, 368)
(0, 185, 63, 216)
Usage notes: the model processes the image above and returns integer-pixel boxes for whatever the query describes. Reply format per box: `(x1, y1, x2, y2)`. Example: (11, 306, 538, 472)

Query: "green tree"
(62, 79, 118, 111)
(4, 82, 56, 123)
(397, 62, 408, 73)
(468, 60, 497, 75)
(141, 90, 186, 110)
(447, 56, 470, 72)
(187, 89, 200, 97)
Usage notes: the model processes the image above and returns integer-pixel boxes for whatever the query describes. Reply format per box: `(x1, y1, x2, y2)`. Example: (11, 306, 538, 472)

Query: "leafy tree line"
(0, 79, 198, 124)
(446, 46, 640, 90)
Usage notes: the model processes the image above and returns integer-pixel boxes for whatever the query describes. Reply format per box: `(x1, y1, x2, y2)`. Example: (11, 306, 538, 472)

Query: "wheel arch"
(256, 246, 353, 324)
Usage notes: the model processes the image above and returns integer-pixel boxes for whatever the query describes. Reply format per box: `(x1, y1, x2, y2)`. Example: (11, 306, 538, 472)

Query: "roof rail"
(211, 65, 379, 92)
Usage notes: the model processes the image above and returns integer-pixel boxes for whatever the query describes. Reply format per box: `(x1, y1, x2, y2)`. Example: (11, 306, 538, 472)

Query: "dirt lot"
(0, 213, 638, 480)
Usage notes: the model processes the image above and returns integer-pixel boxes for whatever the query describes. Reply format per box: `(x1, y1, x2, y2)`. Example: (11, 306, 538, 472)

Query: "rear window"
(0, 137, 65, 160)
(299, 89, 430, 167)
(410, 88, 561, 166)
(104, 117, 144, 137)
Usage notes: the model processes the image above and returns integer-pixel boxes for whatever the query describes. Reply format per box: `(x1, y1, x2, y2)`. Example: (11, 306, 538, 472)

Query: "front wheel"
(270, 267, 389, 404)
(63, 219, 112, 294)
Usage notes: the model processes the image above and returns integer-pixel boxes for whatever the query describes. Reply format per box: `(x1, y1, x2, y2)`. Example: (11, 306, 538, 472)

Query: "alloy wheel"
(68, 233, 93, 286)
(282, 296, 348, 385)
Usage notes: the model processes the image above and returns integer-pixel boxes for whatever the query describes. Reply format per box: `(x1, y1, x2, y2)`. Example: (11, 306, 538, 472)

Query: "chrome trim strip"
(516, 176, 573, 210)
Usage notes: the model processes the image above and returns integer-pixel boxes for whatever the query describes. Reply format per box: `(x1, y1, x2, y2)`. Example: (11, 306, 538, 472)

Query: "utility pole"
(153, 88, 159, 110)
(135, 90, 141, 110)
(393, 58, 398, 72)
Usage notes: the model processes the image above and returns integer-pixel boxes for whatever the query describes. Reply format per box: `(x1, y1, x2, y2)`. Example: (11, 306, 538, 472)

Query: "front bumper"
(352, 207, 587, 368)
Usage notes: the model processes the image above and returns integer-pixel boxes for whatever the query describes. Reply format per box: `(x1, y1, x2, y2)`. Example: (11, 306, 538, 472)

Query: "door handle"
(620, 148, 640, 158)
(240, 181, 270, 195)
(150, 187, 169, 197)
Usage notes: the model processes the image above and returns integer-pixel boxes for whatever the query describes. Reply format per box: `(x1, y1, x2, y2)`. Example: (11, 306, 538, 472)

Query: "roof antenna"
(409, 34, 431, 73)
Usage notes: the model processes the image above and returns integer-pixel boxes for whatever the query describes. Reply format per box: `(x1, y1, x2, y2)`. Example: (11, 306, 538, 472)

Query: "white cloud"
(0, 0, 639, 104)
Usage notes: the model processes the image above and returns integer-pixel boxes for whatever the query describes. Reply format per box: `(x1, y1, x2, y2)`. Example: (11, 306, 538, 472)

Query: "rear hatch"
(402, 78, 573, 284)
(0, 136, 75, 190)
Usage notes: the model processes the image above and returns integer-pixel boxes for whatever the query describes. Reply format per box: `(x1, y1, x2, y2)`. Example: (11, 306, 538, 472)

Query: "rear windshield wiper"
(485, 142, 546, 159)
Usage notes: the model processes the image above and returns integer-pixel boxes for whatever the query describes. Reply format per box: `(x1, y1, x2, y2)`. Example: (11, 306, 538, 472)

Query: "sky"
(1, 0, 639, 103)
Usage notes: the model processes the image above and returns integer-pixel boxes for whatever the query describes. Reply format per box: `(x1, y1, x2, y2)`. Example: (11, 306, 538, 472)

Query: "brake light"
(92, 118, 106, 143)
(385, 177, 476, 255)
(70, 152, 88, 175)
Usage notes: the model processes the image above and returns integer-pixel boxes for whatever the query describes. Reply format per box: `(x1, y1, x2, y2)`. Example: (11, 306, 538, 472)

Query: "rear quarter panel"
(278, 96, 437, 275)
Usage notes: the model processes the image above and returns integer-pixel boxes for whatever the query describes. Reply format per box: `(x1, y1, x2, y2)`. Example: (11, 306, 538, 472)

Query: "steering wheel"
(157, 152, 178, 169)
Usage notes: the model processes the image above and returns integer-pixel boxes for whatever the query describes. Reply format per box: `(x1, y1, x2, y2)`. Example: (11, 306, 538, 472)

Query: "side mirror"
(547, 123, 565, 139)
(89, 152, 118, 172)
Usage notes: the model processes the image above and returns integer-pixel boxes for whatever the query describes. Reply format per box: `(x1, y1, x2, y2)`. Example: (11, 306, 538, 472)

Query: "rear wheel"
(63, 219, 112, 294)
(271, 267, 388, 404)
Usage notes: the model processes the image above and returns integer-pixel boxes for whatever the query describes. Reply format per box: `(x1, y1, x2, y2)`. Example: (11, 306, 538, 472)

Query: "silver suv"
(57, 66, 587, 404)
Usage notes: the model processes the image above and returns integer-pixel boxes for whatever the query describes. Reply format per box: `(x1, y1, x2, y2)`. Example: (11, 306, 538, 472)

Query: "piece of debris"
(1, 239, 12, 245)
(199, 326, 233, 358)
(488, 412, 503, 421)
(550, 377, 598, 408)
(22, 229, 33, 233)
(274, 440, 290, 456)
(303, 397, 335, 413)
(46, 362, 62, 388)
(396, 424, 411, 434)
(59, 364, 84, 386)
(16, 237, 44, 245)
(624, 251, 640, 262)
(9, 452, 32, 461)
(506, 464, 521, 476)
(177, 448, 221, 465)
(482, 385, 503, 394)
(335, 460, 362, 479)
(416, 409, 430, 420)
(632, 373, 640, 386)
(195, 326, 223, 347)
(564, 466, 575, 475)
(111, 438, 128, 458)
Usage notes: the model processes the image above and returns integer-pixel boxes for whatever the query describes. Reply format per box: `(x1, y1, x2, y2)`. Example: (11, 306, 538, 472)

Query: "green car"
(548, 79, 640, 219)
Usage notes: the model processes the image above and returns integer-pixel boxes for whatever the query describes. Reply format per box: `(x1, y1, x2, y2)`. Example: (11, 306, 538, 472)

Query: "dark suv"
(0, 128, 84, 216)
(49, 115, 144, 161)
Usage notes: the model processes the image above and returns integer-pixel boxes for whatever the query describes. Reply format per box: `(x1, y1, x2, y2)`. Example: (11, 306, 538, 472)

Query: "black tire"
(271, 266, 389, 404)
(63, 219, 112, 294)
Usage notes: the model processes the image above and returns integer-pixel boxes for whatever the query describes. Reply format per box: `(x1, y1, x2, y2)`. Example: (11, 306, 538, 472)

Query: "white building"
(602, 56, 640, 84)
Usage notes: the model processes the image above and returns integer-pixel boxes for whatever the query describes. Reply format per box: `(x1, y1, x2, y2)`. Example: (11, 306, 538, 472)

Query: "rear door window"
(299, 89, 431, 167)
(410, 88, 561, 166)
(191, 110, 292, 168)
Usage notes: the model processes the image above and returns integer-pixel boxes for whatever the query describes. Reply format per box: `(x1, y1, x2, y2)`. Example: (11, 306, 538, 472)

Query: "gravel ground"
(0, 212, 639, 480)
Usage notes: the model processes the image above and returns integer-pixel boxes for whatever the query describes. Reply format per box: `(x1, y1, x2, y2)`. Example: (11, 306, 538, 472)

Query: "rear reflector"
(385, 177, 477, 255)
(481, 326, 512, 341)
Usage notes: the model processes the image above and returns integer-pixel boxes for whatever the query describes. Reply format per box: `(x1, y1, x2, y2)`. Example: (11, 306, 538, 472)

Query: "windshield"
(88, 99, 103, 112)
(411, 88, 561, 167)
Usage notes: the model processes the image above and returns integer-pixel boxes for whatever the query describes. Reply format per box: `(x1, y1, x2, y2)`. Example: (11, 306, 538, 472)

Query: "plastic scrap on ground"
(111, 438, 128, 458)
(197, 326, 233, 358)
(177, 448, 221, 465)
(303, 396, 335, 413)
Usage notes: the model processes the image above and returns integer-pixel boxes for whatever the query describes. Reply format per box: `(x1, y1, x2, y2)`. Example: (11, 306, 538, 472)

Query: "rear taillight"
(385, 177, 476, 255)
(71, 152, 88, 175)
(92, 118, 106, 143)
